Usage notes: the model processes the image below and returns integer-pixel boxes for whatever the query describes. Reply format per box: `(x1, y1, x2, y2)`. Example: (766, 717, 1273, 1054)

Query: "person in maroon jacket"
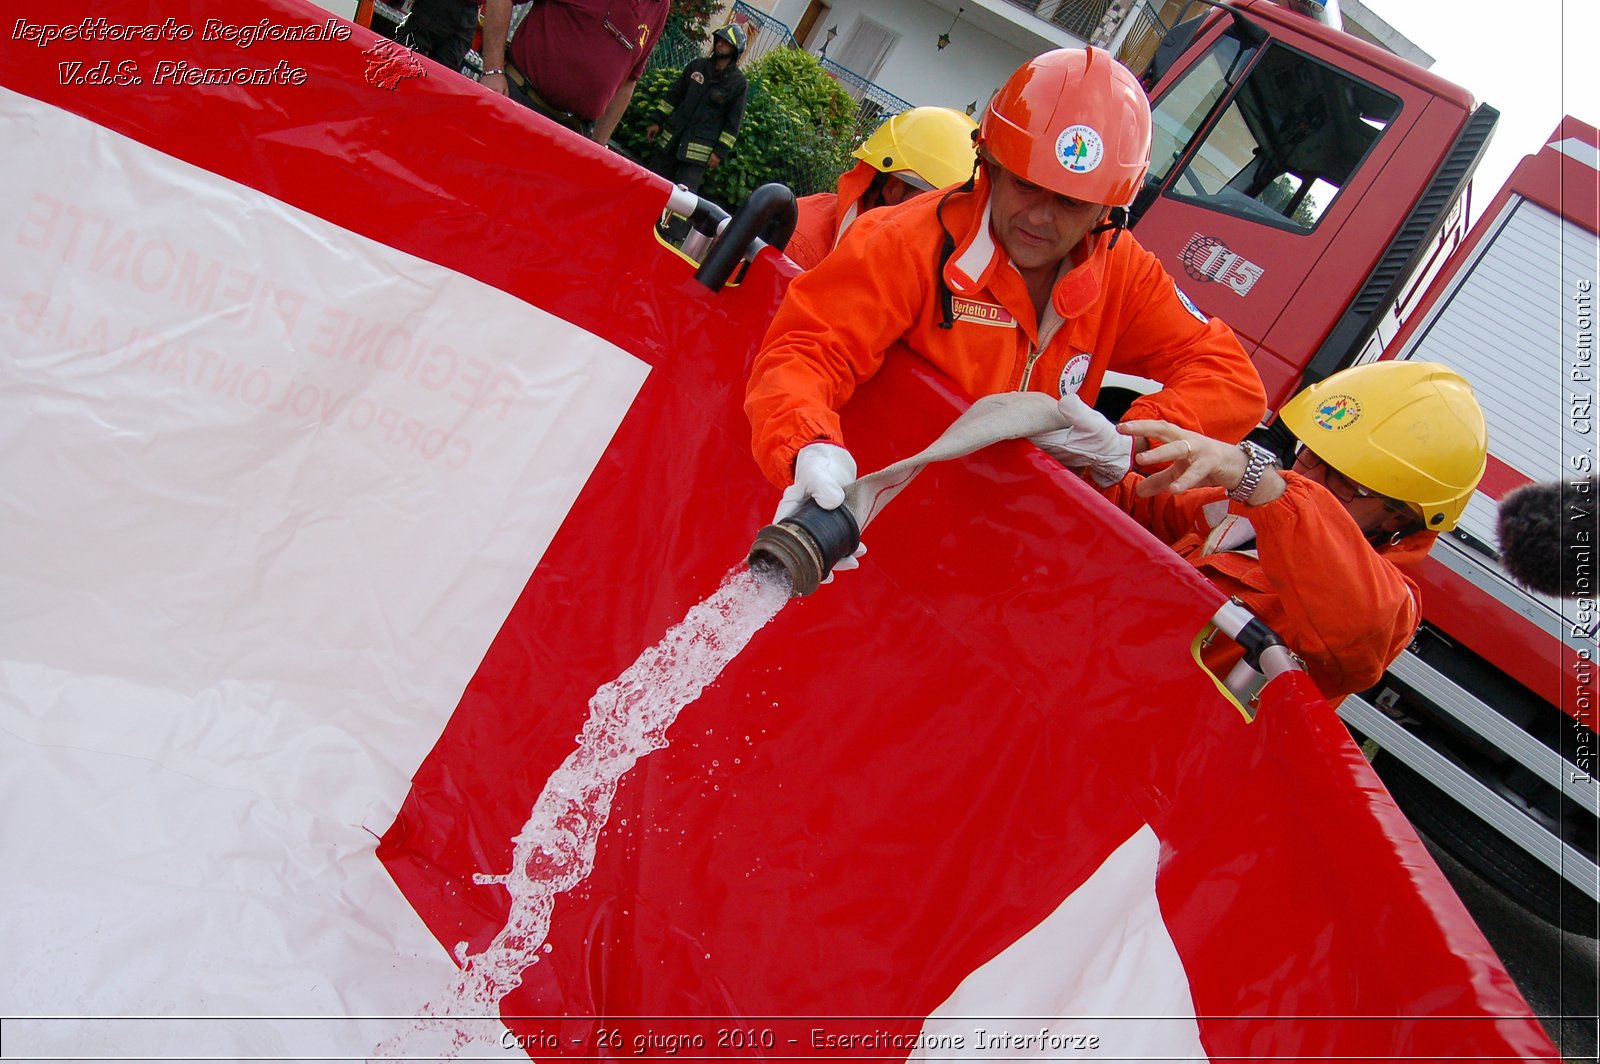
(479, 0, 669, 143)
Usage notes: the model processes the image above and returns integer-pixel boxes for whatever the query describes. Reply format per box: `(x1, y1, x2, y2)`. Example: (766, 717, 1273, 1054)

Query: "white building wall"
(308, 0, 360, 18)
(764, 0, 1056, 113)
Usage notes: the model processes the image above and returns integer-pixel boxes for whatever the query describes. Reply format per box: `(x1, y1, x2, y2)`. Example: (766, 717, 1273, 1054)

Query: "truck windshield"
(1149, 34, 1401, 232)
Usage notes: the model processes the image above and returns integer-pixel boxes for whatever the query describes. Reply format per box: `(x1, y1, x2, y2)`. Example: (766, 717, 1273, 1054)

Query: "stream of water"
(371, 563, 791, 1060)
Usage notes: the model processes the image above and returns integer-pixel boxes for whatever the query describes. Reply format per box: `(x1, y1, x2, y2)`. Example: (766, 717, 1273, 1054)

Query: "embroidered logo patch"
(1174, 284, 1208, 323)
(1058, 353, 1092, 396)
(951, 297, 1016, 328)
(1313, 395, 1361, 430)
(690, 71, 704, 83)
(1055, 125, 1104, 174)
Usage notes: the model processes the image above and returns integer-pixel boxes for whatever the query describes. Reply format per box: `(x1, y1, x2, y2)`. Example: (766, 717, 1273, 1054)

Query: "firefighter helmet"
(712, 23, 747, 58)
(979, 47, 1152, 207)
(851, 107, 979, 192)
(1279, 360, 1488, 532)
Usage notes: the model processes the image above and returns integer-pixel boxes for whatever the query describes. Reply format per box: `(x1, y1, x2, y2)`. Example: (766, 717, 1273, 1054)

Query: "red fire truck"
(1122, 0, 1598, 931)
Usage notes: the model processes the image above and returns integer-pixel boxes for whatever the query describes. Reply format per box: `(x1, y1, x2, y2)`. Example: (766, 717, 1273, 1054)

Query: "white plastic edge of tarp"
(1, 85, 648, 1059)
(911, 823, 1209, 1062)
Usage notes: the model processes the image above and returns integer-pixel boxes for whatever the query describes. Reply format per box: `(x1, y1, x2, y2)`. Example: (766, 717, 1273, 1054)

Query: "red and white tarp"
(0, 2, 1560, 1061)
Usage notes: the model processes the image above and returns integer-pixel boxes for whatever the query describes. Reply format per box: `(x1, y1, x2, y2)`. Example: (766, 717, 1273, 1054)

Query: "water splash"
(372, 564, 791, 1060)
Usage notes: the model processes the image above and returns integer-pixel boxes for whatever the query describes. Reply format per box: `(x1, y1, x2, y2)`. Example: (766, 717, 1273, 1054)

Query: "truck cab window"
(1146, 32, 1257, 189)
(1152, 41, 1400, 232)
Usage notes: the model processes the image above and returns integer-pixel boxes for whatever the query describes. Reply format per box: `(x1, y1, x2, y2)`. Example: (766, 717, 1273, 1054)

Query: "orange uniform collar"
(830, 161, 880, 249)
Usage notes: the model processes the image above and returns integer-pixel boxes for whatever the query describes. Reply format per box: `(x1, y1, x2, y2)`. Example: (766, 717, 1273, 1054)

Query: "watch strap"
(1228, 441, 1276, 503)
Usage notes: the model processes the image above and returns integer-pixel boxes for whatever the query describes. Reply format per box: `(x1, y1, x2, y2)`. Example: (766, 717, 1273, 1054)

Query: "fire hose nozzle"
(747, 498, 861, 597)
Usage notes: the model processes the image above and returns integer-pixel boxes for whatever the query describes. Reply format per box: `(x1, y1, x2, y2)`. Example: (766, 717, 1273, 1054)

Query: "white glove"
(774, 442, 865, 582)
(1029, 392, 1133, 488)
(774, 442, 857, 521)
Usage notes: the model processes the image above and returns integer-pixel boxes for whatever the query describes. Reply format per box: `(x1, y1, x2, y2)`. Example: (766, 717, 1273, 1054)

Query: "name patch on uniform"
(952, 297, 1016, 328)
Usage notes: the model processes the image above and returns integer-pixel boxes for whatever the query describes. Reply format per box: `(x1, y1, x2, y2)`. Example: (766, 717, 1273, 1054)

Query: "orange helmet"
(979, 47, 1152, 207)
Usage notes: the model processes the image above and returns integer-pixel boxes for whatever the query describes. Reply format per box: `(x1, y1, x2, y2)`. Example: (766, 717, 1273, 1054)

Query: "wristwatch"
(1228, 440, 1280, 503)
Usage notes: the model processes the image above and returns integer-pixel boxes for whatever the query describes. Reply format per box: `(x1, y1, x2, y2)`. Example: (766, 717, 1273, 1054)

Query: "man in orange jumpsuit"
(745, 48, 1266, 529)
(787, 107, 978, 271)
(1032, 360, 1488, 701)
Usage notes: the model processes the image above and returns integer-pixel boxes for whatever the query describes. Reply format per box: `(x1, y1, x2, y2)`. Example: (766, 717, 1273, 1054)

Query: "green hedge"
(617, 49, 863, 210)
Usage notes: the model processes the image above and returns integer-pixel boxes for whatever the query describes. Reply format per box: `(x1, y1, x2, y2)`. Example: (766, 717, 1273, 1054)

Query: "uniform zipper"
(1018, 342, 1044, 391)
(1018, 305, 1065, 392)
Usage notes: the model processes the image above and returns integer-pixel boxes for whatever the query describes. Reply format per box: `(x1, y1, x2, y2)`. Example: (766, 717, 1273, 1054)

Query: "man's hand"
(774, 443, 864, 582)
(480, 70, 510, 96)
(645, 123, 661, 142)
(775, 442, 856, 520)
(1029, 392, 1134, 487)
(1120, 419, 1285, 504)
(708, 151, 723, 168)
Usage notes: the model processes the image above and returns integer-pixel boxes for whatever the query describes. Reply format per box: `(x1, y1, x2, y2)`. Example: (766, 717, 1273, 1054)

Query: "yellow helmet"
(1279, 361, 1488, 532)
(852, 106, 979, 192)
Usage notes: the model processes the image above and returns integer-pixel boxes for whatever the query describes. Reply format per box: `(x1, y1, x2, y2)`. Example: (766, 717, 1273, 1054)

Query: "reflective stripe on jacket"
(1105, 471, 1431, 702)
(745, 170, 1267, 486)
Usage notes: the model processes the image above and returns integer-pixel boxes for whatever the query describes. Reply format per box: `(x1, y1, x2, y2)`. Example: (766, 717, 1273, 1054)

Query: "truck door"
(1130, 11, 1467, 408)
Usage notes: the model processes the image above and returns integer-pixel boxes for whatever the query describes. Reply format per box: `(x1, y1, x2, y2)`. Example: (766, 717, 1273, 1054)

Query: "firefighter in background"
(746, 47, 1266, 543)
(480, 0, 670, 143)
(645, 24, 750, 196)
(786, 107, 980, 270)
(1034, 360, 1488, 701)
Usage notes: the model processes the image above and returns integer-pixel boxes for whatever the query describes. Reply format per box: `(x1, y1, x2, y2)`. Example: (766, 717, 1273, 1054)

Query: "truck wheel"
(1372, 753, 1599, 938)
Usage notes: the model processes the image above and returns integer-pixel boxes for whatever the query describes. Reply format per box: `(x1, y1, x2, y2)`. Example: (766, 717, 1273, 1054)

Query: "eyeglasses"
(1299, 450, 1372, 502)
(1299, 451, 1414, 517)
(602, 2, 643, 51)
